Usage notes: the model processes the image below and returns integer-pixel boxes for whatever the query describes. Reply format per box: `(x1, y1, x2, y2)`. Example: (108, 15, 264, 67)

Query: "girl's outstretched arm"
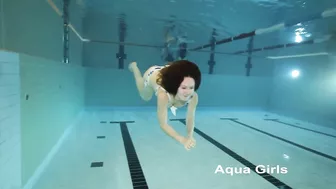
(186, 92, 198, 138)
(157, 89, 184, 143)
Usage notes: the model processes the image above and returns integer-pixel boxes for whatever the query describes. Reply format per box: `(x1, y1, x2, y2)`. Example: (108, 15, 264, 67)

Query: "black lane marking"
(111, 121, 135, 124)
(97, 136, 106, 139)
(111, 121, 149, 189)
(91, 162, 103, 167)
(264, 119, 336, 139)
(221, 118, 336, 162)
(170, 118, 293, 189)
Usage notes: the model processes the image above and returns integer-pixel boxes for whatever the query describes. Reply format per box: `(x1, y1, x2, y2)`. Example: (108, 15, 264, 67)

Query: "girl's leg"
(129, 62, 153, 101)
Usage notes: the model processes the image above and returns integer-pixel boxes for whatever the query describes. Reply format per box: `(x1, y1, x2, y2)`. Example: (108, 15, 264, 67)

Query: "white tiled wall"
(0, 50, 21, 189)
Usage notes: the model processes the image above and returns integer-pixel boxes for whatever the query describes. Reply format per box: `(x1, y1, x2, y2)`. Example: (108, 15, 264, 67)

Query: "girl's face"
(176, 77, 195, 101)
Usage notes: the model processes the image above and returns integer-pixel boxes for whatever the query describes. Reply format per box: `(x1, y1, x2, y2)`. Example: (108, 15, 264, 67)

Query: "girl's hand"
(180, 137, 196, 150)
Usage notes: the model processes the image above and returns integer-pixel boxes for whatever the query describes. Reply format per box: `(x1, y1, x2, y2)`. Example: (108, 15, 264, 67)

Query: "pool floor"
(32, 108, 336, 189)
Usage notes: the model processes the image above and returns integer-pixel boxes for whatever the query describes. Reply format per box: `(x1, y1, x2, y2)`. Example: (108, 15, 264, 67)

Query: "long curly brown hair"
(156, 60, 201, 96)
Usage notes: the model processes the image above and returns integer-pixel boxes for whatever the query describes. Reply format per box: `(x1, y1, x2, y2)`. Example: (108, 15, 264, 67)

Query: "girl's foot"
(128, 62, 137, 72)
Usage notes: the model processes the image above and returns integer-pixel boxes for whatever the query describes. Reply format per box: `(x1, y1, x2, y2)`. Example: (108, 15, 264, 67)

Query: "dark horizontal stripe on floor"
(264, 119, 336, 138)
(91, 162, 103, 167)
(220, 118, 238, 121)
(101, 121, 135, 124)
(171, 118, 293, 189)
(264, 119, 278, 121)
(118, 122, 149, 189)
(111, 121, 135, 124)
(97, 136, 106, 139)
(221, 118, 336, 162)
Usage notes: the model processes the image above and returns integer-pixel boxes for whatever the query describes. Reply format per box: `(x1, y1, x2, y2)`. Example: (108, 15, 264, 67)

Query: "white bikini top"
(155, 86, 193, 116)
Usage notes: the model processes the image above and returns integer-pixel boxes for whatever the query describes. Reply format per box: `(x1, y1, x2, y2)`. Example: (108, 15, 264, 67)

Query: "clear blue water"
(1, 0, 336, 189)
(76, 0, 336, 58)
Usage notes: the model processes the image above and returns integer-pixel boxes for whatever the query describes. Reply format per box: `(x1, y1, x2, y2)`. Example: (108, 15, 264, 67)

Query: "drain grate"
(118, 121, 149, 189)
